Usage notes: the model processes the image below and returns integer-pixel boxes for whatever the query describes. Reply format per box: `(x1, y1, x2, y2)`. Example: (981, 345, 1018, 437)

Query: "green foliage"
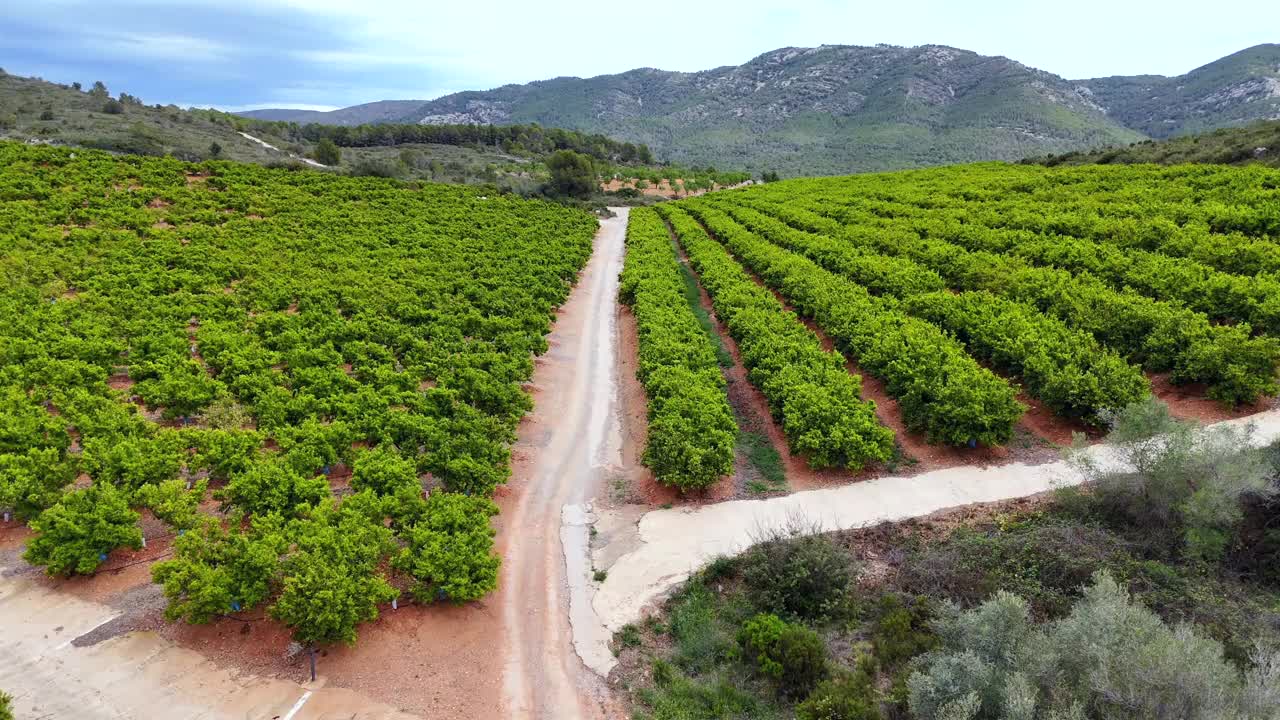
(667, 583, 737, 674)
(134, 478, 207, 530)
(151, 515, 288, 623)
(713, 166, 1280, 406)
(350, 446, 419, 496)
(870, 594, 936, 668)
(741, 523, 852, 622)
(620, 208, 736, 489)
(271, 496, 398, 647)
(738, 613, 828, 698)
(80, 431, 187, 491)
(23, 482, 142, 576)
(218, 458, 329, 516)
(675, 200, 1024, 446)
(907, 572, 1280, 720)
(0, 689, 11, 720)
(658, 205, 894, 469)
(391, 491, 500, 603)
(313, 137, 341, 166)
(1072, 397, 1277, 561)
(546, 149, 596, 198)
(0, 447, 76, 520)
(796, 659, 883, 720)
(1033, 119, 1280, 169)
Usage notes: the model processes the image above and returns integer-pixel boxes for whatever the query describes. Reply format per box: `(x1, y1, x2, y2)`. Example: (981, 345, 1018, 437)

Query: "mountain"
(391, 44, 1143, 175)
(239, 100, 427, 126)
(1074, 44, 1280, 139)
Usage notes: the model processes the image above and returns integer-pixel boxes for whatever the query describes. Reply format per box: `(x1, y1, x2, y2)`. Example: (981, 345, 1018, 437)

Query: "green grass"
(739, 430, 786, 493)
(670, 239, 734, 368)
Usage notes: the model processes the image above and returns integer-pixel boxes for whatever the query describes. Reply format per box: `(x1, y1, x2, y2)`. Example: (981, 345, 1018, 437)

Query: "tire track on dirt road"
(500, 208, 628, 719)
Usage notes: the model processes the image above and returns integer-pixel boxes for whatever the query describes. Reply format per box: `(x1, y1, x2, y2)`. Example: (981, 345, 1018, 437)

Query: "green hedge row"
(674, 203, 1023, 447)
(656, 205, 894, 469)
(619, 208, 735, 490)
(703, 199, 1150, 423)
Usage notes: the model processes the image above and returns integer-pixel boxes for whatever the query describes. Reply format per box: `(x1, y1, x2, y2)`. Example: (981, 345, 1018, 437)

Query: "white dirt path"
(583, 408, 1280, 664)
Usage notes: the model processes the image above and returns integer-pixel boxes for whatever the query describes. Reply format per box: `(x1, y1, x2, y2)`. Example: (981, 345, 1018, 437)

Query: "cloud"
(1, 0, 1276, 112)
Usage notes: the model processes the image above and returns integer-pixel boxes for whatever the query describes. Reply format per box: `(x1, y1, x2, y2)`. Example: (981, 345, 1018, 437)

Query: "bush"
(102, 99, 125, 114)
(350, 447, 419, 496)
(23, 482, 143, 576)
(0, 689, 11, 720)
(738, 613, 828, 697)
(907, 572, 1280, 720)
(797, 660, 882, 720)
(741, 520, 852, 621)
(546, 149, 596, 198)
(313, 138, 341, 166)
(1072, 397, 1276, 561)
(218, 458, 329, 516)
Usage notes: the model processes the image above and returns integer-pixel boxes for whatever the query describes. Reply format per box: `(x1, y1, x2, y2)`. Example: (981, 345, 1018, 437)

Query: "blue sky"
(1, 0, 1275, 111)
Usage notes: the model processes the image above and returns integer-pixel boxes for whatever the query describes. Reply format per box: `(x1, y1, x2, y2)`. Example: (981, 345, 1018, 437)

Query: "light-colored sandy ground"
(0, 563, 418, 719)
(583, 407, 1280, 645)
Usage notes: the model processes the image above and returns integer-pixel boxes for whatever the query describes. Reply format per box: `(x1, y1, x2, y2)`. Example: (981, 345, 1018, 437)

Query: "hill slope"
(400, 44, 1142, 175)
(1076, 44, 1280, 139)
(1028, 119, 1280, 168)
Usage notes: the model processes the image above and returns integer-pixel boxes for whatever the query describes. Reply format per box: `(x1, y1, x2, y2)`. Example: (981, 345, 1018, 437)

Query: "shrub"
(23, 482, 142, 575)
(350, 447, 419, 496)
(871, 594, 936, 668)
(797, 659, 882, 720)
(738, 613, 828, 697)
(218, 458, 329, 516)
(1072, 397, 1276, 561)
(102, 99, 125, 114)
(134, 478, 207, 530)
(907, 572, 1280, 720)
(741, 520, 852, 621)
(313, 138, 341, 166)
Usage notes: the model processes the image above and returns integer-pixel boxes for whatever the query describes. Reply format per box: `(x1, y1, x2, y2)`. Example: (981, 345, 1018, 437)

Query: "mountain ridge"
(239, 43, 1280, 174)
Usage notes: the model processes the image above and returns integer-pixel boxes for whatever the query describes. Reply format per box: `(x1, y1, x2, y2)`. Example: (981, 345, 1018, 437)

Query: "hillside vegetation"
(0, 70, 741, 200)
(0, 141, 597, 658)
(399, 45, 1143, 176)
(1026, 119, 1280, 168)
(616, 399, 1280, 720)
(1076, 44, 1280, 139)
(250, 44, 1280, 177)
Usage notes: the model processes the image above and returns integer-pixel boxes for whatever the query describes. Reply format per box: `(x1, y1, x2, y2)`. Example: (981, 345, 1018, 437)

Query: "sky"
(1, 0, 1275, 112)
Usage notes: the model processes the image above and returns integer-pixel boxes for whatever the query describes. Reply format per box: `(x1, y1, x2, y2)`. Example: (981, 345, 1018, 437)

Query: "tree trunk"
(309, 646, 317, 682)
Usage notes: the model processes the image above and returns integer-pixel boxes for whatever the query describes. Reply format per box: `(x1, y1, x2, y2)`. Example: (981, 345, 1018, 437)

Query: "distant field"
(0, 141, 596, 643)
(631, 162, 1280, 484)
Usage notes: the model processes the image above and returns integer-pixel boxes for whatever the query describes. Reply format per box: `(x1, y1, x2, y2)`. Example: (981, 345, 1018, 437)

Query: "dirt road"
(499, 208, 628, 719)
(589, 407, 1280, 633)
